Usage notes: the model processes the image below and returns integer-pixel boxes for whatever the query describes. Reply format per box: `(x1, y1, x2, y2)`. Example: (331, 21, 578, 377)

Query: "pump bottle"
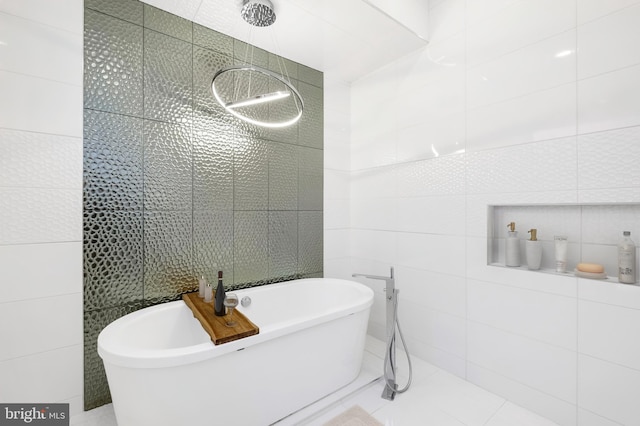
(505, 222, 521, 267)
(526, 228, 542, 270)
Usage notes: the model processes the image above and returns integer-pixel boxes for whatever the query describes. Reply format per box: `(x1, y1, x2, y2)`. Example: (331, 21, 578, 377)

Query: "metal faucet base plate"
(381, 384, 396, 401)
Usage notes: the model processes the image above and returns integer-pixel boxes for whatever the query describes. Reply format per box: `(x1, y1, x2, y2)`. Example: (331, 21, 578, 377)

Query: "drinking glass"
(224, 293, 239, 327)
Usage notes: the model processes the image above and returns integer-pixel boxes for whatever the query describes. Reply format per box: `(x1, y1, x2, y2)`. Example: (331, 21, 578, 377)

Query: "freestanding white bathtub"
(98, 278, 374, 426)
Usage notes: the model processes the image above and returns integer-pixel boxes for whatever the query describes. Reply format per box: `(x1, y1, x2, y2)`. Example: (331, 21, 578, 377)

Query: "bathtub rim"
(98, 278, 374, 369)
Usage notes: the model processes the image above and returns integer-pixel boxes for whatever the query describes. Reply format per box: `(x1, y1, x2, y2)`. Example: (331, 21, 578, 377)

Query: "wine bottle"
(214, 270, 226, 316)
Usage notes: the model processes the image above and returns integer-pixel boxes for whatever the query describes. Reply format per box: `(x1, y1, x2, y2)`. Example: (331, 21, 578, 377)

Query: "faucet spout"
(352, 267, 394, 282)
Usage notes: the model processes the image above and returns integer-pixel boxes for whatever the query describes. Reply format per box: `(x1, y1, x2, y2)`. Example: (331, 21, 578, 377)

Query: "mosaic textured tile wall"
(83, 0, 323, 410)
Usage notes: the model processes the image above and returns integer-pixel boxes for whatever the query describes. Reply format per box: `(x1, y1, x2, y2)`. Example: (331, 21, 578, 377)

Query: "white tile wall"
(428, 0, 465, 43)
(468, 279, 577, 350)
(466, 137, 577, 194)
(350, 197, 397, 231)
(578, 277, 640, 310)
(0, 345, 83, 404)
(395, 195, 466, 236)
(324, 198, 349, 230)
(0, 187, 82, 245)
(578, 64, 640, 134)
(396, 155, 466, 197)
(0, 0, 83, 33)
(0, 242, 82, 303)
(323, 75, 351, 171)
(401, 299, 466, 358)
(0, 128, 82, 189)
(578, 354, 640, 425)
(396, 112, 466, 162)
(0, 293, 82, 361)
(351, 229, 397, 264)
(396, 35, 465, 94)
(397, 233, 466, 277)
(0, 0, 83, 414)
(577, 0, 640, 25)
(466, 191, 580, 239)
(395, 266, 466, 318)
(466, 0, 576, 68)
(581, 205, 640, 244)
(467, 322, 577, 404)
(324, 169, 350, 201)
(577, 4, 640, 80)
(0, 12, 83, 85)
(578, 187, 640, 204)
(577, 126, 640, 190)
(578, 300, 640, 371)
(407, 336, 467, 379)
(466, 31, 576, 110)
(343, 1, 640, 425)
(398, 67, 466, 127)
(351, 166, 397, 198)
(466, 84, 577, 151)
(324, 229, 350, 261)
(0, 70, 83, 137)
(323, 257, 352, 281)
(324, 75, 351, 279)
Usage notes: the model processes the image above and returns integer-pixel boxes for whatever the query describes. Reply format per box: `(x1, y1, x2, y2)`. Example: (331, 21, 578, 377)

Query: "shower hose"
(383, 290, 412, 394)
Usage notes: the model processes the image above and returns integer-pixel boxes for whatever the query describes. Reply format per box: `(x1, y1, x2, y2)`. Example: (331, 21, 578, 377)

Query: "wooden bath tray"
(182, 292, 259, 345)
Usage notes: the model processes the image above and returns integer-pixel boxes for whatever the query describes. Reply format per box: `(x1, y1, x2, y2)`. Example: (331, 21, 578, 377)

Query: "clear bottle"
(618, 231, 637, 284)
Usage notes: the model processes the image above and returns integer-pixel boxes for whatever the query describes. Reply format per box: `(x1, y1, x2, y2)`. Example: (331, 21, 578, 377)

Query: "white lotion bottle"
(505, 222, 520, 267)
(554, 235, 568, 273)
(526, 228, 542, 270)
(618, 231, 637, 284)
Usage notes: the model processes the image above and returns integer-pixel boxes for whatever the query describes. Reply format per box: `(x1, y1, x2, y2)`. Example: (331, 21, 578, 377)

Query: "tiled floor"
(71, 336, 558, 426)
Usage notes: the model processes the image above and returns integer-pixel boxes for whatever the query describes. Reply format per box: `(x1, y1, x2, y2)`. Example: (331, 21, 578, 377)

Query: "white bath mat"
(323, 405, 383, 426)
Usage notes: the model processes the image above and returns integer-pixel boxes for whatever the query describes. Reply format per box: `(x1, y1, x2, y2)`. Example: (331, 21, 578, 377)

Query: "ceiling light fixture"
(225, 90, 290, 110)
(211, 0, 304, 128)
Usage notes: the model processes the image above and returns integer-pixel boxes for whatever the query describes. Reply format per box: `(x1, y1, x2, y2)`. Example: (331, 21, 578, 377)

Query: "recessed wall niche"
(83, 0, 324, 410)
(488, 204, 640, 282)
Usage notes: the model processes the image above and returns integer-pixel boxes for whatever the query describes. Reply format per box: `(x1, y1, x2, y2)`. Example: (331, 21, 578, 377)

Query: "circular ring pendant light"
(211, 0, 304, 128)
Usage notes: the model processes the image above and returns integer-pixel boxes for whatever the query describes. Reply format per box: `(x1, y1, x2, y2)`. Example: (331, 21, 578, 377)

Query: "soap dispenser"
(505, 222, 521, 267)
(214, 270, 226, 316)
(526, 228, 542, 270)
